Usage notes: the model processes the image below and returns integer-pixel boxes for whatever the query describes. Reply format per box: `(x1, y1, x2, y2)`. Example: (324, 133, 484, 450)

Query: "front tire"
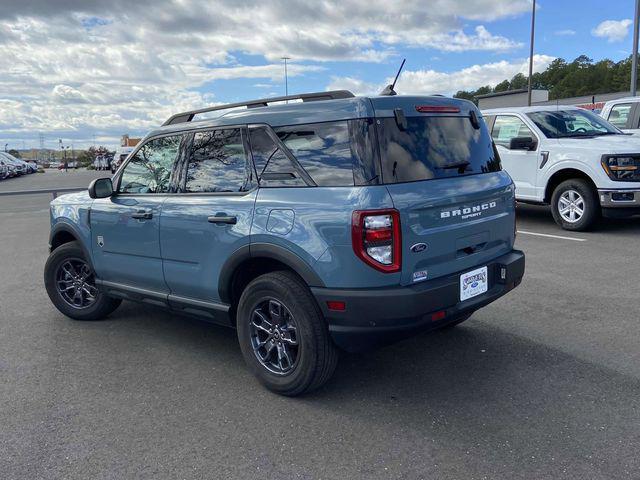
(550, 179, 600, 231)
(44, 241, 121, 320)
(236, 271, 338, 396)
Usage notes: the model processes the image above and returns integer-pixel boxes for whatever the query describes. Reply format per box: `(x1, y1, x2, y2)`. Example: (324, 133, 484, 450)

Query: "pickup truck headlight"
(601, 155, 640, 182)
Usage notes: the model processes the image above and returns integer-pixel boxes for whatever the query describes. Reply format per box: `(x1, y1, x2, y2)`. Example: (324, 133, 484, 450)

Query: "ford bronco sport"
(45, 90, 525, 396)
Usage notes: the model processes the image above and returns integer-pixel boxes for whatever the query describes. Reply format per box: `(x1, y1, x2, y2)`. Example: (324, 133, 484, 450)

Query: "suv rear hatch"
(372, 96, 516, 286)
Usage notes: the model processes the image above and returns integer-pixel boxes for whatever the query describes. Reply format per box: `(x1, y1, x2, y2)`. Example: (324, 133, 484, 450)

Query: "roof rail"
(162, 90, 355, 126)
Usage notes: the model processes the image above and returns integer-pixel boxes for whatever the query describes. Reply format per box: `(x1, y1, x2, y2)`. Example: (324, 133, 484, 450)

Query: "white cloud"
(0, 0, 531, 147)
(327, 55, 556, 96)
(592, 19, 633, 43)
(554, 29, 576, 36)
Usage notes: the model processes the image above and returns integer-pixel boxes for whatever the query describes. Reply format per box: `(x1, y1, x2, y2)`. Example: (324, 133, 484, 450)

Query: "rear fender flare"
(218, 243, 325, 304)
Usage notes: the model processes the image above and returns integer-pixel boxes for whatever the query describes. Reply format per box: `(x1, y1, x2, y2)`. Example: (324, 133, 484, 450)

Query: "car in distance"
(483, 106, 640, 230)
(0, 152, 27, 175)
(45, 90, 525, 396)
(110, 146, 134, 173)
(600, 96, 640, 135)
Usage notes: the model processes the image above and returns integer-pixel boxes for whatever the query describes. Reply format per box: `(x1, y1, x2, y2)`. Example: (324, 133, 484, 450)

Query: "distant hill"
(454, 54, 638, 103)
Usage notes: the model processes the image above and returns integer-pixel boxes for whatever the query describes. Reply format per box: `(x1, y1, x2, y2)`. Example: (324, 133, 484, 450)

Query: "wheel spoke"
(253, 310, 273, 329)
(281, 336, 298, 346)
(276, 343, 287, 370)
(282, 345, 294, 368)
(81, 285, 96, 299)
(574, 206, 583, 216)
(260, 339, 276, 359)
(62, 264, 76, 278)
(268, 300, 283, 323)
(251, 319, 272, 335)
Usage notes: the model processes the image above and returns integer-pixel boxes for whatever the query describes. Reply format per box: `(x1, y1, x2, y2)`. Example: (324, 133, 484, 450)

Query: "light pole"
(527, 0, 536, 106)
(281, 56, 290, 98)
(632, 0, 640, 96)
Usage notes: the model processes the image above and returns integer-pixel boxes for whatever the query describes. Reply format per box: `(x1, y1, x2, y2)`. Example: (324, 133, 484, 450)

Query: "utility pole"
(632, 0, 640, 96)
(527, 0, 536, 106)
(39, 133, 45, 163)
(281, 57, 290, 98)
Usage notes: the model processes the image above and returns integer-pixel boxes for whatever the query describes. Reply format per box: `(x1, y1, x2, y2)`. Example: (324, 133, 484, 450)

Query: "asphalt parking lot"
(1, 171, 639, 479)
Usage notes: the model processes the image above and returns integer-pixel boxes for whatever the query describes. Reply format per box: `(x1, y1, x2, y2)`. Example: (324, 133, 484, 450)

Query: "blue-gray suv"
(44, 90, 525, 395)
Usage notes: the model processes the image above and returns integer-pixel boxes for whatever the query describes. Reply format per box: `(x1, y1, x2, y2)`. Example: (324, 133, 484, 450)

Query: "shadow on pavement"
(516, 202, 640, 234)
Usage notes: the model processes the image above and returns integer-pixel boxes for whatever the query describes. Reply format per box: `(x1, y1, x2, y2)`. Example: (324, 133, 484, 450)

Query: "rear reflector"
(431, 311, 446, 322)
(415, 105, 460, 113)
(327, 301, 346, 311)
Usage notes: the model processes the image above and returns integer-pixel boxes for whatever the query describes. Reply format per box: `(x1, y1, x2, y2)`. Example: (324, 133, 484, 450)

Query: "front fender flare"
(49, 222, 93, 266)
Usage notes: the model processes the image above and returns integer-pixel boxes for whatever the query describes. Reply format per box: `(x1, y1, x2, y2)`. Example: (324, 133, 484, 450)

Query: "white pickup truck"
(482, 106, 640, 231)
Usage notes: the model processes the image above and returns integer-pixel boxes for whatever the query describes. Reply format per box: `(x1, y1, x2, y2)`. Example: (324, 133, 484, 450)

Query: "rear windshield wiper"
(439, 161, 470, 172)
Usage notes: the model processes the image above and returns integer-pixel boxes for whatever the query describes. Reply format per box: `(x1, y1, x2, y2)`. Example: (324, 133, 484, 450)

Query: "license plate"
(460, 266, 488, 301)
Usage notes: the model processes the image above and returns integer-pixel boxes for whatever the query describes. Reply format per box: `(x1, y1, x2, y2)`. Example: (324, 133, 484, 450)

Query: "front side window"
(492, 116, 535, 148)
(185, 128, 252, 193)
(378, 116, 501, 183)
(527, 109, 620, 138)
(119, 135, 181, 193)
(608, 104, 632, 129)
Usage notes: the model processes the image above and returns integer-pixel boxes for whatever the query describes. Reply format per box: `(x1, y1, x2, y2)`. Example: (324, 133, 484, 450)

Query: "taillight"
(415, 105, 460, 113)
(351, 209, 401, 273)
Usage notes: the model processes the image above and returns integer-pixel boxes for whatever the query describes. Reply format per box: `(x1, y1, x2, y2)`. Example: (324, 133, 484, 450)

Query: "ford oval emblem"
(410, 243, 428, 253)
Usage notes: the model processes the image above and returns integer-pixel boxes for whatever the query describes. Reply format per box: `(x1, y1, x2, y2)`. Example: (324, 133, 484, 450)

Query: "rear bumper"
(311, 250, 525, 352)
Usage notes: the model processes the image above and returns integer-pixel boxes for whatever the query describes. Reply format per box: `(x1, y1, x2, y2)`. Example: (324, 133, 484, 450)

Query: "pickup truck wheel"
(44, 241, 121, 320)
(236, 271, 338, 396)
(550, 179, 600, 231)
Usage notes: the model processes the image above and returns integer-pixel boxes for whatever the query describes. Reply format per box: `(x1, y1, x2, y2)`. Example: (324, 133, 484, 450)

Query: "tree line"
(454, 55, 638, 103)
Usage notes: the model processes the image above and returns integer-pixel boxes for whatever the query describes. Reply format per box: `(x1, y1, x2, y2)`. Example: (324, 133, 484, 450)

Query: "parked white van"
(483, 106, 640, 230)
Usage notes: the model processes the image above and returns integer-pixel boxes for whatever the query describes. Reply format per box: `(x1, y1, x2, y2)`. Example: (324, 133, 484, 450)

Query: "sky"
(0, 0, 638, 150)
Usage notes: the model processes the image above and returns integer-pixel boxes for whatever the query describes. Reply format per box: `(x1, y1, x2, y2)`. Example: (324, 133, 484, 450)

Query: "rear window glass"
(273, 120, 378, 187)
(377, 116, 501, 183)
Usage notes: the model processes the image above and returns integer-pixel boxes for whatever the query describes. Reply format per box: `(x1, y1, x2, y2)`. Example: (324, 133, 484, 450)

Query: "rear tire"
(236, 271, 338, 396)
(550, 179, 600, 231)
(44, 241, 121, 320)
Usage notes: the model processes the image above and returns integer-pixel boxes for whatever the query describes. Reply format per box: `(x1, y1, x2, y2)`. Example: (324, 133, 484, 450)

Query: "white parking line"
(517, 230, 586, 242)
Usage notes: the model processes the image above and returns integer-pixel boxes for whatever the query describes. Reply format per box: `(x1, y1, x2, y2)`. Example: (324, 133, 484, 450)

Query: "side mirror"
(509, 136, 537, 151)
(88, 178, 113, 199)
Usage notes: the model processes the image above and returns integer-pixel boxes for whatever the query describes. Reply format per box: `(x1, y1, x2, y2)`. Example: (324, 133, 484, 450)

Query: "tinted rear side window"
(377, 117, 501, 183)
(249, 126, 306, 187)
(273, 120, 378, 187)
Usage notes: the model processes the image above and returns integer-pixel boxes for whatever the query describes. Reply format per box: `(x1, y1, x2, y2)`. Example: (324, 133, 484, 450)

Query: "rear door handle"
(208, 215, 237, 225)
(131, 209, 153, 220)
